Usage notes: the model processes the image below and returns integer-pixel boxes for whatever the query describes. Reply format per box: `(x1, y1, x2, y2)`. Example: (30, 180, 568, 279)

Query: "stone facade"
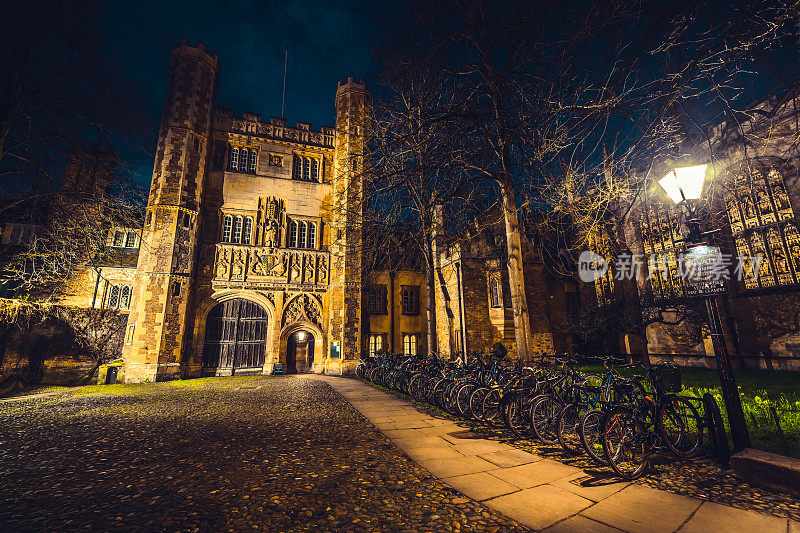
(115, 40, 382, 381)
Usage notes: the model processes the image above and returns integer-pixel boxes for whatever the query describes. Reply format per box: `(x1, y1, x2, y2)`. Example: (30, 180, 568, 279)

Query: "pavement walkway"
(316, 375, 800, 533)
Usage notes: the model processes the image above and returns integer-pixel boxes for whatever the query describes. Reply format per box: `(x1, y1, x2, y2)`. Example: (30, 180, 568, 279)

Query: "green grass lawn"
(581, 363, 800, 458)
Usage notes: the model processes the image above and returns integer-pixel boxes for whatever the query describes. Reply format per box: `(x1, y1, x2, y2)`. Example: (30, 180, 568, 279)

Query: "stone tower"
(122, 39, 219, 382)
(327, 77, 370, 374)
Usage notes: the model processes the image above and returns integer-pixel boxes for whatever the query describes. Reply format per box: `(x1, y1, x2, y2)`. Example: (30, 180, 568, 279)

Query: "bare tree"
(369, 45, 481, 355)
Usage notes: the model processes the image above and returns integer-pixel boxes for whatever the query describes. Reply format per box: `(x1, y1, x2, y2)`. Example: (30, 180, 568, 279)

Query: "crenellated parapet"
(214, 109, 335, 148)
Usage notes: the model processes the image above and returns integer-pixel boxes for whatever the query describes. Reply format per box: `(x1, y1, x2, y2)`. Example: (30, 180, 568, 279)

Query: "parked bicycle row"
(355, 344, 705, 480)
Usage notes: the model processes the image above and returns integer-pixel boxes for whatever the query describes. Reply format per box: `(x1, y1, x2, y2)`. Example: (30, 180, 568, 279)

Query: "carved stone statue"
(290, 254, 301, 281)
(264, 219, 279, 248)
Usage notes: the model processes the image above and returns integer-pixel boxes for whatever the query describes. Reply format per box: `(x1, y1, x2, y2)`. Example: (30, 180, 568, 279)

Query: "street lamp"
(658, 163, 751, 452)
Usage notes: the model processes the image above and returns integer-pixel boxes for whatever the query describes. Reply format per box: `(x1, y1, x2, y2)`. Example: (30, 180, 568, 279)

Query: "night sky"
(95, 0, 378, 186)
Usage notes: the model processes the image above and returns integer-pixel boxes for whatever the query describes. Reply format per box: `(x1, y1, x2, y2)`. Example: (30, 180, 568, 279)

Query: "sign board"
(680, 245, 727, 297)
(330, 341, 340, 359)
(272, 363, 284, 375)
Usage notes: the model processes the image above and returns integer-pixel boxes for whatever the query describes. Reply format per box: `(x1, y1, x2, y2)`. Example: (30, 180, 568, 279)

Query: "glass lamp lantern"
(658, 164, 709, 204)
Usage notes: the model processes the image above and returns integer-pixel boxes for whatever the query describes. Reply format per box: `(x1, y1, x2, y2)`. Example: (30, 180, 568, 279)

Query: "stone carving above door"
(213, 244, 330, 287)
(281, 293, 322, 327)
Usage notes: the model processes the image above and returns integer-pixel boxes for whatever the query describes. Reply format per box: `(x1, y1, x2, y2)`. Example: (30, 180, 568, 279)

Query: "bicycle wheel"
(579, 409, 608, 465)
(469, 387, 490, 420)
(557, 404, 582, 454)
(658, 394, 702, 458)
(409, 374, 424, 400)
(530, 395, 562, 444)
(482, 389, 502, 425)
(505, 395, 532, 438)
(454, 382, 476, 417)
(602, 406, 648, 480)
(431, 379, 448, 408)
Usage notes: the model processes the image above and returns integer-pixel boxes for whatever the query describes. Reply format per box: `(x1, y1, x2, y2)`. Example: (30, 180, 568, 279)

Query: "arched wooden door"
(202, 299, 268, 375)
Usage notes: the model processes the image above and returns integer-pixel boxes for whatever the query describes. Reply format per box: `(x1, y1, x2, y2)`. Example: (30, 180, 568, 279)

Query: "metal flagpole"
(281, 47, 288, 118)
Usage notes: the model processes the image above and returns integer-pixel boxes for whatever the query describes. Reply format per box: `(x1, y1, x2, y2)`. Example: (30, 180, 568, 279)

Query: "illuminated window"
(403, 334, 417, 356)
(222, 215, 233, 242)
(726, 168, 798, 289)
(229, 147, 239, 171)
(289, 220, 298, 247)
(242, 217, 253, 245)
(108, 285, 120, 308)
(307, 222, 316, 249)
(587, 229, 619, 305)
(639, 202, 683, 302)
(299, 221, 308, 248)
(249, 150, 257, 173)
(119, 286, 131, 309)
(369, 334, 384, 356)
(233, 216, 243, 243)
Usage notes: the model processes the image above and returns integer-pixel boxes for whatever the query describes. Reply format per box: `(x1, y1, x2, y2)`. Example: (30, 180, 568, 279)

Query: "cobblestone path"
(0, 376, 525, 532)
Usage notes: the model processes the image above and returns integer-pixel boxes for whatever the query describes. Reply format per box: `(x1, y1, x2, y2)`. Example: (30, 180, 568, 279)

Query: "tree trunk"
(423, 233, 438, 357)
(499, 179, 535, 360)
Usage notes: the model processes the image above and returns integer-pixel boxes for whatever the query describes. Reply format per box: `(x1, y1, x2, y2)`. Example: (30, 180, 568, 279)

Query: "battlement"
(213, 108, 335, 148)
(171, 38, 219, 69)
(336, 76, 368, 95)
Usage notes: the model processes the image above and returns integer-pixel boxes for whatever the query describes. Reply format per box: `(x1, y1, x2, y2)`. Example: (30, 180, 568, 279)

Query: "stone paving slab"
(488, 459, 582, 489)
(444, 472, 520, 501)
(479, 449, 541, 468)
(487, 485, 594, 530)
(581, 484, 701, 533)
(317, 376, 800, 533)
(677, 501, 788, 532)
(543, 514, 625, 533)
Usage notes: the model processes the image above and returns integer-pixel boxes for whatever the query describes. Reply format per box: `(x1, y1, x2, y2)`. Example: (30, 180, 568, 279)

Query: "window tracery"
(725, 168, 798, 289)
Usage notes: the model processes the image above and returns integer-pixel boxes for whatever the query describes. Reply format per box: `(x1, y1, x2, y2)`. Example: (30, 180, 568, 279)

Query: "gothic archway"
(202, 298, 269, 375)
(286, 330, 316, 373)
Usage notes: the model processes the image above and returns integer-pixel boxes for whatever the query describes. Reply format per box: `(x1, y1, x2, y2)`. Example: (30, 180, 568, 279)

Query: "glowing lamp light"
(658, 164, 709, 204)
(297, 331, 306, 342)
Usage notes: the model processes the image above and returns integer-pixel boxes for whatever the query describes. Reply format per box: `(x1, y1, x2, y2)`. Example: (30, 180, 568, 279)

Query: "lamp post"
(658, 164, 751, 452)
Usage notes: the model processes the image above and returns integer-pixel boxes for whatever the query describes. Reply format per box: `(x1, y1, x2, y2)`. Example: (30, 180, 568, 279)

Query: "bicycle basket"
(652, 364, 682, 393)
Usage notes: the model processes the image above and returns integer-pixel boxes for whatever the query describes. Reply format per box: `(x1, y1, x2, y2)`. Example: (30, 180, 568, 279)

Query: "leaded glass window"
(222, 215, 233, 242)
(120, 286, 131, 309)
(639, 202, 685, 301)
(289, 220, 298, 247)
(307, 222, 316, 248)
(725, 168, 797, 289)
(299, 221, 308, 248)
(233, 216, 243, 243)
(230, 147, 239, 171)
(587, 230, 617, 305)
(108, 285, 120, 308)
(242, 217, 253, 245)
